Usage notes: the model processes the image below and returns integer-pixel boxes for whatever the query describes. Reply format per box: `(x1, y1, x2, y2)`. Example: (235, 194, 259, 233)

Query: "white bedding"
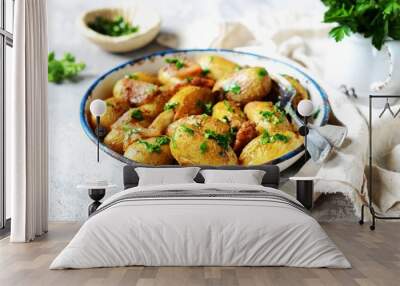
(50, 183, 350, 269)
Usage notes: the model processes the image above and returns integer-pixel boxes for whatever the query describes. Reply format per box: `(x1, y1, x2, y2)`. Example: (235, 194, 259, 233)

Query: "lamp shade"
(90, 99, 107, 117)
(297, 99, 314, 117)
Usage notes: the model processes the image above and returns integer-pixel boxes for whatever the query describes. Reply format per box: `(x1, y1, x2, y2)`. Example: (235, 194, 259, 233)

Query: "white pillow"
(200, 169, 266, 185)
(136, 167, 200, 186)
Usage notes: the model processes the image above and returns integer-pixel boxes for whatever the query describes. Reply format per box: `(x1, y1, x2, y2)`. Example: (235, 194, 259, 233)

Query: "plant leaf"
(329, 25, 352, 42)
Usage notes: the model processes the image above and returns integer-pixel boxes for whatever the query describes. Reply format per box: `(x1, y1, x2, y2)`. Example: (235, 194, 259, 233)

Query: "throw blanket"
(157, 3, 400, 217)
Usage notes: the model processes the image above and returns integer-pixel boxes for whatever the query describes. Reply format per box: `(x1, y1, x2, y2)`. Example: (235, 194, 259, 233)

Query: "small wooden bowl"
(80, 6, 161, 53)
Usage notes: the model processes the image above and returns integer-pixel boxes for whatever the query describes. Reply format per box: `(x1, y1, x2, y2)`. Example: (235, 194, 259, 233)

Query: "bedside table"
(77, 181, 116, 216)
(289, 177, 314, 210)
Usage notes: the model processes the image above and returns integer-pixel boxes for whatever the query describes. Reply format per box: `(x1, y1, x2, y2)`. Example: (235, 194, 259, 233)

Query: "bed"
(50, 165, 350, 269)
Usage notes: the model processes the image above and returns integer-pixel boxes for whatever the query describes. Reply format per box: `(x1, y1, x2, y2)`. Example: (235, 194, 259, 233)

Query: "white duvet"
(50, 183, 350, 269)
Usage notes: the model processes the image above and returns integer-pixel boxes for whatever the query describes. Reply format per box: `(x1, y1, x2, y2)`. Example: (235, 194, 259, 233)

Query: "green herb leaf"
(201, 68, 210, 76)
(88, 15, 139, 37)
(204, 129, 232, 150)
(224, 100, 234, 112)
(260, 131, 290, 144)
(180, 125, 195, 136)
(329, 25, 351, 42)
(48, 52, 85, 83)
(196, 101, 213, 115)
(125, 73, 139, 80)
(131, 109, 144, 121)
(199, 141, 208, 154)
(224, 83, 241, 95)
(138, 136, 170, 153)
(165, 58, 185, 69)
(257, 68, 268, 78)
(164, 102, 179, 111)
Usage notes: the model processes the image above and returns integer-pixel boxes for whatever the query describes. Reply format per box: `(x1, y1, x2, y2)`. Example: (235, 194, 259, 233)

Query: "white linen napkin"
(156, 5, 400, 217)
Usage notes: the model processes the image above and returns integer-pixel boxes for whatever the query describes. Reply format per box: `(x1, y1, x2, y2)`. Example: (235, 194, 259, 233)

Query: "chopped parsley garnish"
(234, 65, 242, 72)
(258, 68, 268, 78)
(164, 102, 179, 111)
(224, 100, 234, 112)
(125, 73, 139, 80)
(209, 56, 214, 63)
(222, 115, 230, 124)
(199, 141, 208, 154)
(48, 52, 86, 84)
(122, 124, 141, 136)
(201, 68, 210, 76)
(259, 105, 286, 125)
(204, 129, 232, 150)
(224, 83, 241, 95)
(196, 101, 213, 115)
(186, 76, 193, 83)
(165, 57, 185, 69)
(88, 15, 139, 37)
(260, 131, 290, 144)
(131, 109, 144, 120)
(138, 136, 170, 153)
(106, 101, 115, 108)
(180, 125, 195, 136)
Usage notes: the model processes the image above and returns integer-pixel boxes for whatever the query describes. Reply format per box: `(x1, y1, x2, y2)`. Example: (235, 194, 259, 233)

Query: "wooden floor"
(0, 222, 399, 286)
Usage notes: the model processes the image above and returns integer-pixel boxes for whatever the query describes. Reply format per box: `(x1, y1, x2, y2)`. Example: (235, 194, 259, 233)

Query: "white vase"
(324, 34, 400, 99)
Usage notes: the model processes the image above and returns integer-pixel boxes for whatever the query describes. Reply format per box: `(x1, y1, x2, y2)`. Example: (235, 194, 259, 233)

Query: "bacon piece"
(233, 121, 258, 153)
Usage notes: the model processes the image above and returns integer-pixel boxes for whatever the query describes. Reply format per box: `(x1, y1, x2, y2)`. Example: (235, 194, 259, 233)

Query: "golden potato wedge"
(244, 101, 293, 134)
(239, 130, 303, 165)
(213, 67, 272, 105)
(212, 100, 246, 129)
(124, 136, 174, 165)
(196, 54, 240, 80)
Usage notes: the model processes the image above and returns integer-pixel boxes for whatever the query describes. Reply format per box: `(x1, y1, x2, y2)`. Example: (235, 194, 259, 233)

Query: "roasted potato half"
(123, 72, 160, 85)
(169, 115, 238, 166)
(212, 100, 246, 129)
(239, 130, 303, 165)
(158, 57, 202, 85)
(124, 136, 174, 165)
(90, 97, 129, 131)
(244, 101, 293, 134)
(165, 85, 214, 120)
(213, 67, 272, 105)
(113, 77, 159, 106)
(196, 54, 240, 80)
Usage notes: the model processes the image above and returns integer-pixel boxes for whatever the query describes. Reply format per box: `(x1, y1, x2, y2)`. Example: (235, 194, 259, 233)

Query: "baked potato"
(213, 67, 272, 105)
(90, 97, 129, 131)
(165, 85, 214, 120)
(169, 115, 238, 166)
(244, 101, 293, 134)
(123, 71, 160, 85)
(158, 57, 202, 85)
(124, 136, 174, 165)
(196, 54, 240, 80)
(113, 77, 159, 106)
(239, 130, 303, 165)
(212, 100, 246, 129)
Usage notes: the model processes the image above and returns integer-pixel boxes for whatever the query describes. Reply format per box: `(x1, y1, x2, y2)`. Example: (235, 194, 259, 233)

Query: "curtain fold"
(8, 0, 48, 242)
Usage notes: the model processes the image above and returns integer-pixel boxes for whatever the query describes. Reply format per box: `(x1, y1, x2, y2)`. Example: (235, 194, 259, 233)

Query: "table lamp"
(297, 99, 314, 162)
(89, 99, 106, 162)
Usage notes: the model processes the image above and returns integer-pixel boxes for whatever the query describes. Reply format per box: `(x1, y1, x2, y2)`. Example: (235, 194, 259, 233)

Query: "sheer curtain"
(7, 0, 48, 242)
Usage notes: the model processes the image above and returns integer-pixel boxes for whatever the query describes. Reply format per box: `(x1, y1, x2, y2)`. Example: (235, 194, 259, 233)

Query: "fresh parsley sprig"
(322, 0, 400, 50)
(48, 52, 85, 83)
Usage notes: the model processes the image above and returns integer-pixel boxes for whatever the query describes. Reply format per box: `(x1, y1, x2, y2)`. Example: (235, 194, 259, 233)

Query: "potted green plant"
(322, 0, 400, 97)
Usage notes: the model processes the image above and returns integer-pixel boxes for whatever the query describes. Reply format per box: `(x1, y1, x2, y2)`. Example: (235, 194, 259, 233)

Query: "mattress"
(50, 183, 350, 269)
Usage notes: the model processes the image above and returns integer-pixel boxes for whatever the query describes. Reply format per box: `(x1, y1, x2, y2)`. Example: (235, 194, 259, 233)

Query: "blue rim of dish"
(80, 48, 330, 167)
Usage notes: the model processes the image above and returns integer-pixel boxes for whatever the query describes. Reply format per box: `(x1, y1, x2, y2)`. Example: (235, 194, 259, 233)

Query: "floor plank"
(0, 222, 399, 286)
